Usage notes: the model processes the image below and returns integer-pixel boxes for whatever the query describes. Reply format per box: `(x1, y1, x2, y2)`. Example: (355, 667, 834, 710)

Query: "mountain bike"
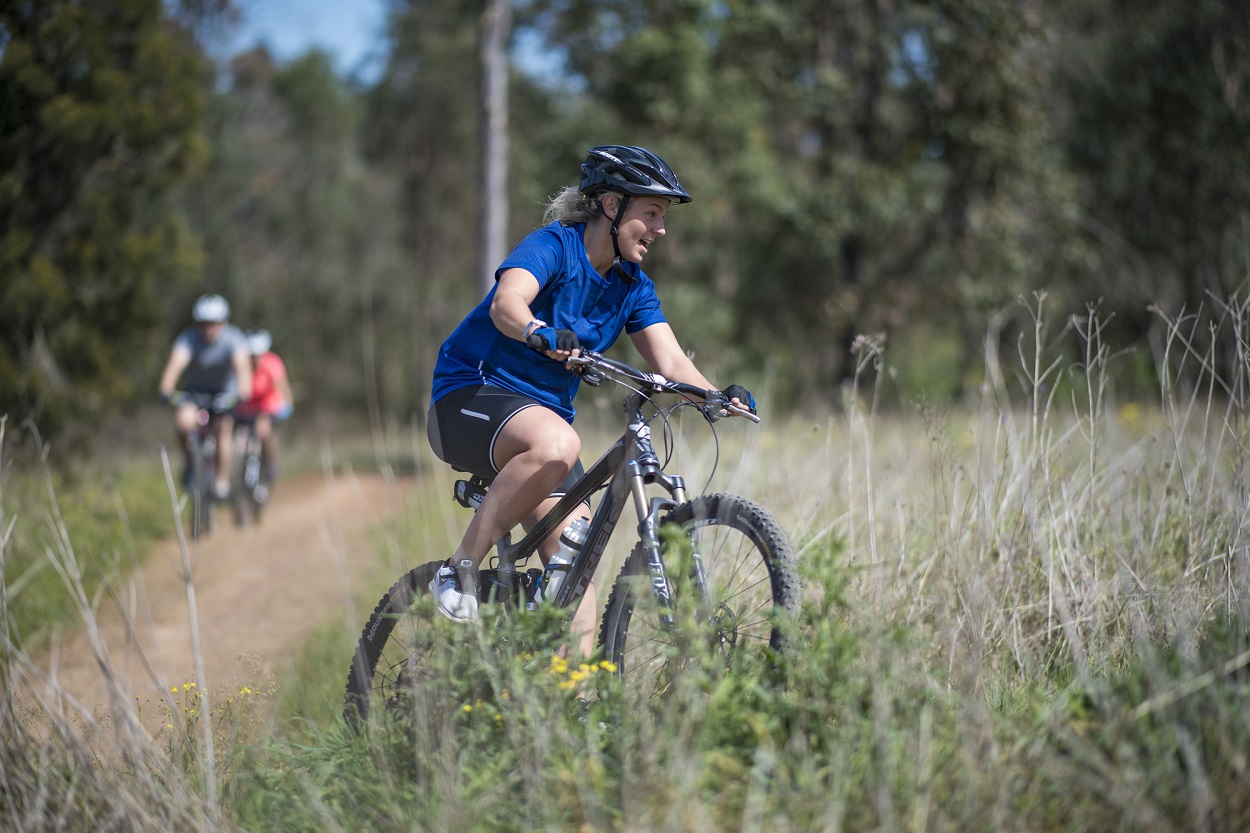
(231, 417, 270, 526)
(173, 392, 237, 540)
(343, 350, 801, 728)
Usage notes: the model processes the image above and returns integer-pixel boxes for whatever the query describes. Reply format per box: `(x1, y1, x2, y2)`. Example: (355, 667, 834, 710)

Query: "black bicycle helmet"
(579, 145, 692, 204)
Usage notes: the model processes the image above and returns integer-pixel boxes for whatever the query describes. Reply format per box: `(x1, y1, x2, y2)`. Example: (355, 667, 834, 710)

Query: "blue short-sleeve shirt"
(431, 222, 667, 422)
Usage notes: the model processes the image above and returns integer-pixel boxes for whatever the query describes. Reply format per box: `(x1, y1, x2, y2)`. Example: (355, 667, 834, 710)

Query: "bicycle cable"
(604, 372, 723, 496)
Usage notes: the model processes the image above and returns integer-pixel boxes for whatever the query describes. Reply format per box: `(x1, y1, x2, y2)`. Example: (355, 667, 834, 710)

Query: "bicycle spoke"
(601, 494, 798, 703)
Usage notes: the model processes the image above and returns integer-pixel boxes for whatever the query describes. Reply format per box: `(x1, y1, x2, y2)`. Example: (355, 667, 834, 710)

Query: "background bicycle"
(343, 350, 800, 728)
(231, 416, 270, 526)
(170, 391, 237, 540)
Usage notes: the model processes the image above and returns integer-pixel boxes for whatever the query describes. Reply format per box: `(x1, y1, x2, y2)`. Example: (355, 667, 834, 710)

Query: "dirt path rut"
(32, 470, 411, 728)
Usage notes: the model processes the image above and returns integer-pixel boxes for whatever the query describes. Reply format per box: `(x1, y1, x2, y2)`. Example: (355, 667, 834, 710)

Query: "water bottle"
(543, 516, 588, 604)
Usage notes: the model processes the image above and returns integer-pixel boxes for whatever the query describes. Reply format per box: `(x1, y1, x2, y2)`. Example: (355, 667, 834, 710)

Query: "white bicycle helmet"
(246, 328, 272, 356)
(192, 294, 231, 323)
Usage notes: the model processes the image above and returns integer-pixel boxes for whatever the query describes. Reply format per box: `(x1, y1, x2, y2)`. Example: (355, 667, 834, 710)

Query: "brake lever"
(700, 392, 761, 424)
(565, 354, 602, 385)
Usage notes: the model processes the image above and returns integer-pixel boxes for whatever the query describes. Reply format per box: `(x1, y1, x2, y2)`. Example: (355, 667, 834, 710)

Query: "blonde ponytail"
(543, 186, 601, 227)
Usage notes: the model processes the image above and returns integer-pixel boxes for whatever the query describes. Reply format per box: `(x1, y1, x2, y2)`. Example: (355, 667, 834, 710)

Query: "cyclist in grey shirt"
(158, 294, 252, 500)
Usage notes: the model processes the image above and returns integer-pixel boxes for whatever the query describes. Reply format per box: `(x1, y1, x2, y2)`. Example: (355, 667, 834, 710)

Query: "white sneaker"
(429, 559, 479, 623)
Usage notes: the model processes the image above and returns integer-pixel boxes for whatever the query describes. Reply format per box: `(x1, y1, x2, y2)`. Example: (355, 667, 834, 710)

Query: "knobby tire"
(598, 493, 800, 701)
(343, 561, 442, 729)
(233, 440, 265, 527)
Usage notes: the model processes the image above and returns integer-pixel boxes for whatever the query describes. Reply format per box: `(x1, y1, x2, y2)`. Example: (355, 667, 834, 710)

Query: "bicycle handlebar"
(565, 351, 761, 424)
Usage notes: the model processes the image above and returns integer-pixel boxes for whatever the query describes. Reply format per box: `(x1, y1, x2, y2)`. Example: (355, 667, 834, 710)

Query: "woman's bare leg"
(451, 405, 581, 564)
(521, 493, 597, 659)
(448, 405, 601, 655)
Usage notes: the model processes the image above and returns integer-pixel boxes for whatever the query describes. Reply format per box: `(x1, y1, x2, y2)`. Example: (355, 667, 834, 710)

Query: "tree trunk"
(479, 0, 511, 298)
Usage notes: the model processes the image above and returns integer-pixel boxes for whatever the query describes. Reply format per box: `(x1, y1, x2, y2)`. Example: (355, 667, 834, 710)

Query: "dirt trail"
(30, 470, 411, 728)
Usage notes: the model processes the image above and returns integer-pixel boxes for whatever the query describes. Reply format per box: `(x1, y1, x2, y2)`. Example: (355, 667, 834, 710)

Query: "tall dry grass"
(3, 292, 1250, 831)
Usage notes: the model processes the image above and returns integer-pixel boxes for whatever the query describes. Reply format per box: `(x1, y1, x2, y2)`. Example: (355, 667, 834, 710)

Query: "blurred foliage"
(1, 0, 1248, 454)
(0, 431, 176, 649)
(1053, 0, 1250, 350)
(0, 0, 211, 455)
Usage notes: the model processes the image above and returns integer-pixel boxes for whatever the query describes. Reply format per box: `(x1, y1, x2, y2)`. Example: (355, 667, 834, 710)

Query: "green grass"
(0, 437, 175, 649)
(5, 297, 1250, 831)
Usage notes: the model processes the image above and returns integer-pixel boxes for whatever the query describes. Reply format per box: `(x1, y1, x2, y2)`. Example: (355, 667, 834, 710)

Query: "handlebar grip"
(725, 403, 762, 423)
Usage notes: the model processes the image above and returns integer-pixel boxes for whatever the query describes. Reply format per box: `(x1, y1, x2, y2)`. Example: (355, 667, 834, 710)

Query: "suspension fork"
(624, 410, 713, 627)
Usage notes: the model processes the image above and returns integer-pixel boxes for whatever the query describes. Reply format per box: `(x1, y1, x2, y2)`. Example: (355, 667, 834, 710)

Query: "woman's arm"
(490, 268, 544, 341)
(275, 362, 294, 407)
(233, 346, 253, 401)
(158, 344, 192, 398)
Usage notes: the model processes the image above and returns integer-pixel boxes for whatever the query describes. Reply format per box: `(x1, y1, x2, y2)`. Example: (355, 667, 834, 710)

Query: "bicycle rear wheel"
(598, 493, 800, 701)
(343, 561, 443, 729)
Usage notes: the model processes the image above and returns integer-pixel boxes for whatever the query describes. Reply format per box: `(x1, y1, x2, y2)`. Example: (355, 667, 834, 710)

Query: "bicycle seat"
(453, 475, 492, 510)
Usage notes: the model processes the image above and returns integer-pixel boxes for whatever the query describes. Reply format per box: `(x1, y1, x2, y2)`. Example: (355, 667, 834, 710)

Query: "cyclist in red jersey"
(235, 329, 294, 484)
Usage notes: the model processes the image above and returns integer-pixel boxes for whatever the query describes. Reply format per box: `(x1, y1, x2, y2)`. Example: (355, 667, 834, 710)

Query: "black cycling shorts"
(427, 385, 585, 496)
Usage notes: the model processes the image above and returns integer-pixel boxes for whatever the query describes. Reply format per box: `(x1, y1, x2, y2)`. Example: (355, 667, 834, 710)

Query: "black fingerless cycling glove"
(526, 327, 580, 352)
(720, 384, 757, 414)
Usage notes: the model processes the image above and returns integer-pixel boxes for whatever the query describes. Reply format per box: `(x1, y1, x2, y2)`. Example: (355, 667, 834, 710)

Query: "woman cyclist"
(158, 294, 253, 500)
(426, 145, 756, 657)
(235, 328, 294, 487)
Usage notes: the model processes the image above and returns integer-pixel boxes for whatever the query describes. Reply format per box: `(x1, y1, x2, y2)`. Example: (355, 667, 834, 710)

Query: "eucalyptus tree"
(1054, 0, 1250, 345)
(0, 0, 213, 449)
(520, 0, 1079, 400)
(190, 49, 383, 416)
(361, 0, 489, 413)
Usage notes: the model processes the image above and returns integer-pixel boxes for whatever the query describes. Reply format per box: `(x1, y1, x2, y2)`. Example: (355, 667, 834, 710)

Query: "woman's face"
(612, 196, 671, 263)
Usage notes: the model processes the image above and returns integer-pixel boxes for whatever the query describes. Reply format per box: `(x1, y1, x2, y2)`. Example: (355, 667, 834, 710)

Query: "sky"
(228, 0, 388, 82)
(226, 0, 568, 87)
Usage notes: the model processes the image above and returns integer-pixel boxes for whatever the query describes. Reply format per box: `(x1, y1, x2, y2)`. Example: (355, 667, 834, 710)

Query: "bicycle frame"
(477, 351, 748, 624)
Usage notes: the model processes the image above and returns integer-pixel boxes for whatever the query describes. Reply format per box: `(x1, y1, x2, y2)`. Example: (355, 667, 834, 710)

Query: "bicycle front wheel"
(598, 493, 800, 700)
(233, 446, 263, 526)
(190, 442, 214, 540)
